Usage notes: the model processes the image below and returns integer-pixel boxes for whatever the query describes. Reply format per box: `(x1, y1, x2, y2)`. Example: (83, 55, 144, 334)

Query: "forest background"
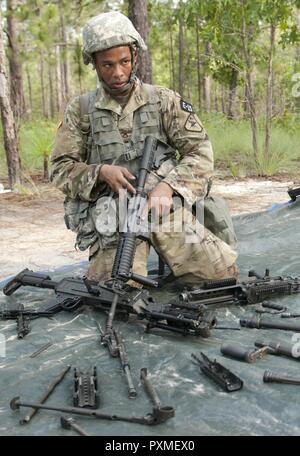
(0, 0, 300, 193)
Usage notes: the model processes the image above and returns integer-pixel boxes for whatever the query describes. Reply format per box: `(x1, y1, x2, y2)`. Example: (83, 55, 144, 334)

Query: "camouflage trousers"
(87, 207, 238, 285)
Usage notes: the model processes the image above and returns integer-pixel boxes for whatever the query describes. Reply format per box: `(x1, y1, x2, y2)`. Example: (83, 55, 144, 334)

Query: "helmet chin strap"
(94, 46, 138, 96)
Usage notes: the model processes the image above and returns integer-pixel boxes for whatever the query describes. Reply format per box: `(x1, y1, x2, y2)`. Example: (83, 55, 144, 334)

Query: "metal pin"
(30, 342, 53, 358)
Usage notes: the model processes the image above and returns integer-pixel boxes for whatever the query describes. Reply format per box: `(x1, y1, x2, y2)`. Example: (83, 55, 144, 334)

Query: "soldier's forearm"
(51, 158, 104, 201)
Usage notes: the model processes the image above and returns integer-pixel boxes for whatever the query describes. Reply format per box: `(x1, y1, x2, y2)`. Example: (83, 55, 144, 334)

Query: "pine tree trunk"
(214, 82, 219, 112)
(43, 154, 49, 181)
(243, 82, 250, 118)
(6, 0, 25, 130)
(59, 4, 70, 101)
(48, 59, 55, 119)
(294, 14, 300, 111)
(40, 50, 48, 118)
(59, 45, 66, 105)
(221, 86, 226, 115)
(25, 66, 33, 118)
(203, 42, 211, 112)
(196, 18, 202, 112)
(264, 24, 276, 165)
(178, 12, 184, 96)
(128, 0, 152, 83)
(0, 8, 21, 189)
(241, 3, 258, 165)
(55, 45, 63, 113)
(168, 19, 175, 90)
(228, 67, 238, 120)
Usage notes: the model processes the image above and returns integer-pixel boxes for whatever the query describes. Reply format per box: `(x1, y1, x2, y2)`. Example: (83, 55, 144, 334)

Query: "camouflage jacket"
(51, 79, 214, 208)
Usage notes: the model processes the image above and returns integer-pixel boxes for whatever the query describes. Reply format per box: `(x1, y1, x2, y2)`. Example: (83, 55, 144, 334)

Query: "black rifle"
(99, 136, 175, 354)
(3, 268, 300, 337)
(2, 269, 217, 338)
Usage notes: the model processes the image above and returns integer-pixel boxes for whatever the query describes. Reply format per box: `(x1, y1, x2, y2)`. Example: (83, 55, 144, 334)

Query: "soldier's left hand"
(144, 182, 174, 219)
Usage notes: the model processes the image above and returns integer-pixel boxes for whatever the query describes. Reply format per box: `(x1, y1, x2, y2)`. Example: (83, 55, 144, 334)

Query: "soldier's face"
(94, 46, 135, 89)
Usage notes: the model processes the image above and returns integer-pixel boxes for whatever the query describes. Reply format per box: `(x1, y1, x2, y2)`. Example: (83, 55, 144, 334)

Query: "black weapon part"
(82, 275, 100, 296)
(60, 416, 90, 436)
(178, 270, 300, 307)
(3, 269, 56, 296)
(97, 320, 118, 357)
(240, 314, 300, 332)
(140, 368, 175, 422)
(140, 368, 161, 408)
(262, 301, 286, 311)
(20, 365, 71, 425)
(263, 370, 300, 385)
(113, 329, 137, 399)
(281, 312, 300, 318)
(288, 187, 300, 202)
(254, 339, 300, 360)
(112, 234, 158, 287)
(29, 342, 53, 358)
(191, 352, 243, 392)
(144, 308, 216, 338)
(73, 366, 99, 409)
(17, 315, 31, 339)
(248, 269, 267, 280)
(255, 301, 287, 315)
(96, 321, 137, 398)
(11, 396, 172, 426)
(16, 305, 31, 339)
(220, 343, 269, 363)
(214, 325, 241, 330)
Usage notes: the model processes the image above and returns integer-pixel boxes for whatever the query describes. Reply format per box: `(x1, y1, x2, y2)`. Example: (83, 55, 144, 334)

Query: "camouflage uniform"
(51, 12, 238, 284)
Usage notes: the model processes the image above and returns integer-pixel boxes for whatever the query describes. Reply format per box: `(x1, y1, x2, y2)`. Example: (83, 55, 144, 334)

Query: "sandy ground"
(0, 177, 298, 281)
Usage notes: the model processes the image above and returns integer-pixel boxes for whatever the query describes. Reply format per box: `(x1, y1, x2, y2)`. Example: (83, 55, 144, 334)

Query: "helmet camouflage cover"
(82, 11, 147, 65)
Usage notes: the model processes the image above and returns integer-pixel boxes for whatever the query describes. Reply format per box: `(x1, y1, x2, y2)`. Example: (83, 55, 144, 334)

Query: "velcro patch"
(184, 114, 204, 133)
(180, 99, 194, 113)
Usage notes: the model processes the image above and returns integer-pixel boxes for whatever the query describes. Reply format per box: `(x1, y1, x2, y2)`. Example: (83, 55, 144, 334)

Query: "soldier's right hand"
(98, 164, 136, 194)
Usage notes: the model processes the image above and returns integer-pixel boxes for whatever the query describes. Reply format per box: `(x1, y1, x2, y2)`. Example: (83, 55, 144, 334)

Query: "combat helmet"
(82, 11, 147, 65)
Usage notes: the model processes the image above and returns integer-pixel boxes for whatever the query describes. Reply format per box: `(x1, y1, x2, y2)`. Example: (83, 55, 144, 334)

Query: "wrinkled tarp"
(1, 199, 300, 436)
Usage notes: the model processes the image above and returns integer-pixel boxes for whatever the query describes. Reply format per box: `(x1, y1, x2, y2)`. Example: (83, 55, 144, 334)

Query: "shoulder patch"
(184, 114, 204, 132)
(180, 99, 194, 113)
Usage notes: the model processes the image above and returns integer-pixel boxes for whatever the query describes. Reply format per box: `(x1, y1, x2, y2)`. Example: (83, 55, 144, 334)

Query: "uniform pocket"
(63, 197, 98, 251)
(203, 196, 237, 248)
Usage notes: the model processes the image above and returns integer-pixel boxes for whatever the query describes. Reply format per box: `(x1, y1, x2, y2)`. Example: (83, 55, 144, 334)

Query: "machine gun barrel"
(178, 273, 300, 306)
(240, 314, 300, 332)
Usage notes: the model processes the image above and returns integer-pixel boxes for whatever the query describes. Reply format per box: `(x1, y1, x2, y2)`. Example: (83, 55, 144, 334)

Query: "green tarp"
(1, 200, 300, 436)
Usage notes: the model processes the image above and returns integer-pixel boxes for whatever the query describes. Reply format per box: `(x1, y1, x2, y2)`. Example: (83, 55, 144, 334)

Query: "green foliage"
(204, 113, 300, 176)
(255, 127, 300, 175)
(19, 120, 56, 172)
